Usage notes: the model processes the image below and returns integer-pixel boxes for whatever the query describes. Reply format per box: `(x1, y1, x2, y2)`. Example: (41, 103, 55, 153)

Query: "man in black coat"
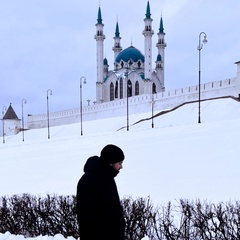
(76, 144, 126, 240)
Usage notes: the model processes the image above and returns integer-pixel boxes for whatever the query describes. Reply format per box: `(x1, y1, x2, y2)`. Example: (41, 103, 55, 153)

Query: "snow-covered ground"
(1, 98, 240, 240)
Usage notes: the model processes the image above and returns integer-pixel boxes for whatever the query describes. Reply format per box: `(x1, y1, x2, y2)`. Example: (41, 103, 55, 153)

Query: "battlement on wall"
(27, 76, 239, 130)
(167, 77, 236, 96)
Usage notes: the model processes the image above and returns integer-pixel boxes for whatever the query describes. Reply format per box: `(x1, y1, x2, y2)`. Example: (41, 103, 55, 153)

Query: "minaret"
(94, 6, 105, 103)
(112, 20, 122, 70)
(142, 1, 154, 81)
(156, 16, 167, 89)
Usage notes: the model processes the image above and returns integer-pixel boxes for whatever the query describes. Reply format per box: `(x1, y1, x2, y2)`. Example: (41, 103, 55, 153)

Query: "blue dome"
(115, 46, 144, 63)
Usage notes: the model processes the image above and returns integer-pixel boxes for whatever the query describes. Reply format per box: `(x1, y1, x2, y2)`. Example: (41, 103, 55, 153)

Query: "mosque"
(2, 1, 240, 137)
(95, 1, 166, 103)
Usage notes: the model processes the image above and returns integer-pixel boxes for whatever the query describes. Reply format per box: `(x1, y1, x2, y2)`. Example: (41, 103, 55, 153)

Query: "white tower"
(156, 16, 167, 90)
(142, 1, 154, 81)
(94, 6, 105, 103)
(112, 21, 122, 70)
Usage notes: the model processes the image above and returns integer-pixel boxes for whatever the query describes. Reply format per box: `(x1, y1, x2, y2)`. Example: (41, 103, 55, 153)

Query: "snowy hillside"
(1, 97, 240, 204)
(1, 98, 240, 240)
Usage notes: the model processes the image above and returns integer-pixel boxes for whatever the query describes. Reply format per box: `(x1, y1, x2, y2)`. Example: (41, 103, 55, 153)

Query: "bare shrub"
(0, 195, 240, 240)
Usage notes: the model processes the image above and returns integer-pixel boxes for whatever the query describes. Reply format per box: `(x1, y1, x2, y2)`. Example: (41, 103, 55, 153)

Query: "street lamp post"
(127, 80, 132, 131)
(22, 99, 27, 142)
(197, 32, 207, 124)
(2, 106, 6, 144)
(126, 68, 130, 131)
(47, 89, 52, 139)
(151, 94, 155, 128)
(80, 76, 87, 136)
(126, 84, 129, 131)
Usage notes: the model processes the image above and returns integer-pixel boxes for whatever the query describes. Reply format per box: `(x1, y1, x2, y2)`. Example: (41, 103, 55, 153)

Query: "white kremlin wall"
(27, 68, 240, 130)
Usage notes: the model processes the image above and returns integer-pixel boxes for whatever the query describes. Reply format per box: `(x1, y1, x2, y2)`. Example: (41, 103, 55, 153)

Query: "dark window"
(115, 81, 118, 98)
(110, 82, 114, 101)
(120, 79, 123, 99)
(137, 61, 141, 68)
(135, 81, 139, 95)
(152, 83, 156, 94)
(127, 80, 132, 97)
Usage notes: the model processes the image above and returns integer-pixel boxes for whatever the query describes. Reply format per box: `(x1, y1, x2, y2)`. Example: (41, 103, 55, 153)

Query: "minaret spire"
(97, 6, 102, 24)
(159, 16, 164, 33)
(146, 1, 151, 19)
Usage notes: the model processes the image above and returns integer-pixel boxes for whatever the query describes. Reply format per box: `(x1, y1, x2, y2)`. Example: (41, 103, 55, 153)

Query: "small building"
(2, 103, 21, 136)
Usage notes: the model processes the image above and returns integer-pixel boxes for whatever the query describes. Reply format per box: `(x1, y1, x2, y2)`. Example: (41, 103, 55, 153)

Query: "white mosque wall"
(27, 77, 239, 130)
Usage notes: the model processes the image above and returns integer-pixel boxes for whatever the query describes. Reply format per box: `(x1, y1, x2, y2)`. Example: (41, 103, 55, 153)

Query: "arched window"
(115, 81, 118, 98)
(110, 82, 114, 101)
(137, 61, 141, 68)
(120, 78, 123, 99)
(127, 80, 132, 97)
(152, 83, 156, 94)
(135, 81, 139, 95)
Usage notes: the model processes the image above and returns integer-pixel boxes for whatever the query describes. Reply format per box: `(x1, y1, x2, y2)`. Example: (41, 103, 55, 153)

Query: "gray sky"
(0, 0, 240, 118)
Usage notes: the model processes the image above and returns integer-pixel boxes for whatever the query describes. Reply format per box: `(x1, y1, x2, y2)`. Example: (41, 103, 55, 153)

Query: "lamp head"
(47, 89, 52, 96)
(203, 35, 207, 44)
(80, 76, 87, 84)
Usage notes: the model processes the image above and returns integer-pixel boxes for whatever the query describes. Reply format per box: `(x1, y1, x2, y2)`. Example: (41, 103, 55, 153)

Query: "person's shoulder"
(83, 155, 101, 173)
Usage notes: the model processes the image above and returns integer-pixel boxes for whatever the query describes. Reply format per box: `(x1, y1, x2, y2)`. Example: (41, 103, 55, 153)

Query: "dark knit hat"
(100, 144, 125, 164)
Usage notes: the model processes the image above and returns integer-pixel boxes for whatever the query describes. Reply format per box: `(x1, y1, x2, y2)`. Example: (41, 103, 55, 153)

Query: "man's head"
(100, 144, 125, 169)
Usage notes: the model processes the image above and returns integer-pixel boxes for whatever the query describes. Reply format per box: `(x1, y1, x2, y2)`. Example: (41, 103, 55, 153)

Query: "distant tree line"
(0, 194, 239, 240)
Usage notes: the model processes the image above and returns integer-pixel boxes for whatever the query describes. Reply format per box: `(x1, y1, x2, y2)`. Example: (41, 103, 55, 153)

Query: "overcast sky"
(0, 0, 240, 118)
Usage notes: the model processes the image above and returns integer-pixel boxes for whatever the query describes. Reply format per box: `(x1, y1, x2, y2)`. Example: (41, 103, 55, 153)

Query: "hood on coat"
(83, 155, 119, 178)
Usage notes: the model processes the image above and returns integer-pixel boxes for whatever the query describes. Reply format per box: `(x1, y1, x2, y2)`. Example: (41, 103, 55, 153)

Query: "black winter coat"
(76, 156, 126, 240)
